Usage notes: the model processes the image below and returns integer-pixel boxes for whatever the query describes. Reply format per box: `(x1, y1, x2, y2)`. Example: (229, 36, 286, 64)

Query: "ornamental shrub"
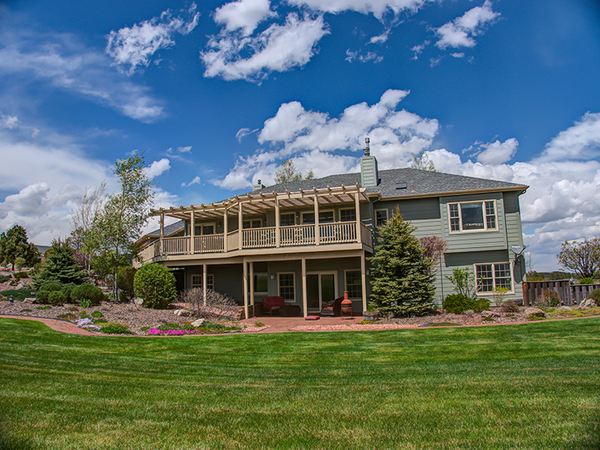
(72, 284, 104, 306)
(588, 289, 600, 302)
(134, 263, 176, 309)
(35, 280, 62, 304)
(443, 294, 490, 314)
(60, 283, 77, 303)
(500, 299, 520, 313)
(535, 290, 561, 308)
(443, 294, 472, 314)
(99, 322, 133, 335)
(579, 277, 595, 285)
(47, 290, 65, 306)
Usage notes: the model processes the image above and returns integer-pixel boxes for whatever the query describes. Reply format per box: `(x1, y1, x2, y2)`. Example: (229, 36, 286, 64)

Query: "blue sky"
(1, 0, 599, 271)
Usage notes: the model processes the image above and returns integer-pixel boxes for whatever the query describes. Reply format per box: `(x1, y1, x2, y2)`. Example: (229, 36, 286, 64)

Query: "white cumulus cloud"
(144, 158, 171, 179)
(201, 13, 329, 81)
(435, 1, 499, 49)
(475, 138, 519, 164)
(214, 0, 277, 36)
(106, 4, 200, 75)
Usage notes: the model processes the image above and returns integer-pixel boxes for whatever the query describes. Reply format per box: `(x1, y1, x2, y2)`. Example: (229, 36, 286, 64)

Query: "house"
(139, 148, 528, 318)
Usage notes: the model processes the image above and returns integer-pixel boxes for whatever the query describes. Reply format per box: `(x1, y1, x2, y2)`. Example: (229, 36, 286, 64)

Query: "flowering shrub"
(76, 318, 100, 331)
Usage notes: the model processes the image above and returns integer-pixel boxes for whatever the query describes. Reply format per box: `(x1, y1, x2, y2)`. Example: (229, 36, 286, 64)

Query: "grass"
(0, 319, 599, 449)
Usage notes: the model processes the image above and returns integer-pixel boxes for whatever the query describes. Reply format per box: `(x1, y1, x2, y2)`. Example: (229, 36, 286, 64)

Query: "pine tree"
(33, 239, 86, 287)
(0, 225, 41, 270)
(368, 208, 435, 317)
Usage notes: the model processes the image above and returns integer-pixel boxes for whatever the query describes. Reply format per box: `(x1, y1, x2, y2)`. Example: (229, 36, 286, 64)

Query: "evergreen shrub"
(134, 263, 176, 309)
(47, 290, 65, 306)
(72, 284, 104, 306)
(443, 294, 490, 314)
(60, 284, 77, 303)
(35, 280, 62, 304)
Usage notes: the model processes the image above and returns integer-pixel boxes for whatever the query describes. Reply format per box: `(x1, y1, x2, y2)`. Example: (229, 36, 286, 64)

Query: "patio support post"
(301, 257, 308, 318)
(243, 258, 249, 319)
(249, 261, 255, 316)
(355, 192, 362, 244)
(275, 196, 280, 248)
(314, 195, 320, 245)
(159, 213, 164, 255)
(190, 210, 195, 254)
(223, 208, 228, 252)
(202, 263, 207, 306)
(238, 202, 243, 250)
(361, 252, 367, 312)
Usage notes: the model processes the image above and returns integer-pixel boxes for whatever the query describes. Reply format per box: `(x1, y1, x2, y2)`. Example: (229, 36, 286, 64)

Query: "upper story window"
(340, 209, 356, 222)
(302, 210, 334, 224)
(375, 209, 388, 227)
(243, 219, 262, 229)
(448, 201, 497, 233)
(280, 213, 295, 226)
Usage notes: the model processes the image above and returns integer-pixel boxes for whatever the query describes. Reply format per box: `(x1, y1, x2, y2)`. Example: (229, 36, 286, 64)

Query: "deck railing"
(143, 222, 374, 260)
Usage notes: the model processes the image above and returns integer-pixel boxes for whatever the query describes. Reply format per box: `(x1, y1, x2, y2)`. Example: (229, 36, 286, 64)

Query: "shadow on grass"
(569, 412, 600, 450)
(0, 424, 43, 450)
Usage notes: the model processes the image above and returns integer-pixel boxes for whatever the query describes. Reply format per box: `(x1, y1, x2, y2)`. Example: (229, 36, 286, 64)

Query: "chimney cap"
(364, 137, 371, 156)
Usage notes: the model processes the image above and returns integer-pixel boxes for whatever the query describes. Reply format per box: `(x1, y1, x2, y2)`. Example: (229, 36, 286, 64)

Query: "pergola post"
(355, 192, 362, 244)
(190, 210, 195, 254)
(314, 195, 320, 245)
(159, 213, 164, 255)
(249, 261, 255, 316)
(275, 196, 280, 248)
(223, 208, 228, 252)
(238, 202, 243, 250)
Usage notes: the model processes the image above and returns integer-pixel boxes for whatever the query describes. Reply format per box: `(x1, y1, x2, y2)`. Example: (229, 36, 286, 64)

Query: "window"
(278, 273, 295, 301)
(191, 274, 214, 290)
(254, 273, 268, 294)
(448, 201, 497, 232)
(243, 219, 262, 229)
(280, 213, 295, 226)
(345, 270, 362, 299)
(375, 209, 388, 227)
(340, 209, 356, 222)
(475, 263, 512, 293)
(302, 210, 334, 224)
(194, 223, 215, 235)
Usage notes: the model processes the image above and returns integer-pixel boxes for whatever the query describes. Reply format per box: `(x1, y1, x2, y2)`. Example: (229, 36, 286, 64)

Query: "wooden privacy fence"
(523, 280, 600, 306)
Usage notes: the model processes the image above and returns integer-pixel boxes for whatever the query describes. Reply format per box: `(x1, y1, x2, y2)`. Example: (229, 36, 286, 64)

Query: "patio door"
(306, 272, 336, 313)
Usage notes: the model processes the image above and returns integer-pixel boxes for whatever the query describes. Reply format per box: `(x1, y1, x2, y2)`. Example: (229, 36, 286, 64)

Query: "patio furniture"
(320, 296, 344, 316)
(263, 296, 285, 316)
(280, 305, 301, 317)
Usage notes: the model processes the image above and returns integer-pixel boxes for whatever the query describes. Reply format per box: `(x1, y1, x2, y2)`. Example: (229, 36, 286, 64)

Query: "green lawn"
(0, 318, 599, 449)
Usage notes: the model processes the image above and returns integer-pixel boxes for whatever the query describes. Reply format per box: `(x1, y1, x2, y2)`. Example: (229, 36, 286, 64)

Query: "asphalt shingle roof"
(254, 167, 527, 198)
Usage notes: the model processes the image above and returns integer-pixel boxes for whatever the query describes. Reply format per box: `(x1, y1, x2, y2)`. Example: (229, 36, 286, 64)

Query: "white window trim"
(344, 269, 362, 300)
(340, 208, 357, 222)
(448, 200, 498, 234)
(191, 274, 214, 290)
(280, 212, 296, 226)
(277, 272, 296, 303)
(474, 261, 514, 295)
(375, 209, 388, 227)
(302, 209, 334, 224)
(195, 222, 216, 235)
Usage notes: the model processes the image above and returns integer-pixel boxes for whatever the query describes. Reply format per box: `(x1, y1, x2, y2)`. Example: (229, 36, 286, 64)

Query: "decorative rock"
(23, 297, 35, 304)
(481, 310, 500, 318)
(464, 309, 475, 317)
(175, 309, 192, 317)
(578, 298, 596, 309)
(558, 306, 572, 311)
(133, 297, 144, 305)
(191, 318, 206, 327)
(524, 307, 547, 319)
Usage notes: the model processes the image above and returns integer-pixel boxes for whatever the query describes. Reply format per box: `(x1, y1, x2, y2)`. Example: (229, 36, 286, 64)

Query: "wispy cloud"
(214, 0, 277, 36)
(288, 0, 428, 20)
(181, 176, 201, 187)
(0, 30, 165, 122)
(106, 4, 199, 75)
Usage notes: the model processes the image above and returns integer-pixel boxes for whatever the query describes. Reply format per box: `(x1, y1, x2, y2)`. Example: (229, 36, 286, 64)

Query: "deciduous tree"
(557, 238, 600, 278)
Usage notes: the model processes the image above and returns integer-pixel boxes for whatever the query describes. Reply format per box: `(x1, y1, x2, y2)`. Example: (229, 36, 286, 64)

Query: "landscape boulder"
(174, 309, 192, 317)
(578, 298, 596, 309)
(558, 306, 572, 311)
(191, 318, 206, 327)
(524, 307, 547, 319)
(481, 310, 500, 318)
